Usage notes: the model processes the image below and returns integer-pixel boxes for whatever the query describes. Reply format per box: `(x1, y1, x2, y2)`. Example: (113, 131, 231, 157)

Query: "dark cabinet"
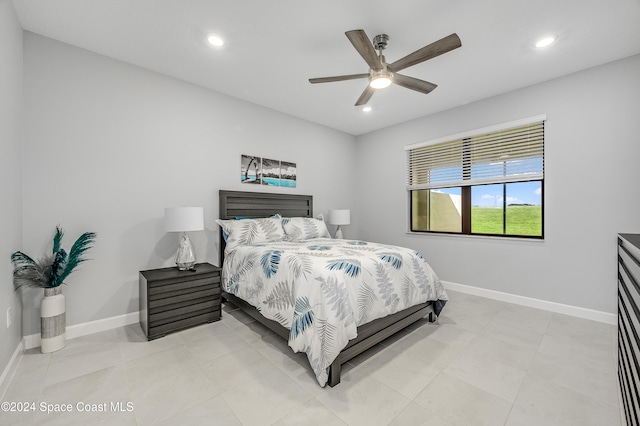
(139, 262, 221, 340)
(618, 234, 640, 426)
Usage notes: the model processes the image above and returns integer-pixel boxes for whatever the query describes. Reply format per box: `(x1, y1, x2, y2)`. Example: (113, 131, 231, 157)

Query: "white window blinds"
(406, 116, 545, 190)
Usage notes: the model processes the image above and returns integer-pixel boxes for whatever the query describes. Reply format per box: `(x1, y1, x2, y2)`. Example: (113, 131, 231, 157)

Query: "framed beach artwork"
(241, 155, 261, 184)
(261, 158, 280, 186)
(240, 155, 296, 188)
(280, 161, 297, 188)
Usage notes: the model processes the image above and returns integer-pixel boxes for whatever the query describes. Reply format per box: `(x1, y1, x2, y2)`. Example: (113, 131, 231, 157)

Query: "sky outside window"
(472, 181, 541, 206)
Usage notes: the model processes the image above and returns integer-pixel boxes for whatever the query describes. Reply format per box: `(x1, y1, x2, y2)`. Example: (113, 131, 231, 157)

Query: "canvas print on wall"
(261, 158, 281, 186)
(241, 155, 297, 188)
(241, 155, 261, 184)
(280, 161, 297, 188)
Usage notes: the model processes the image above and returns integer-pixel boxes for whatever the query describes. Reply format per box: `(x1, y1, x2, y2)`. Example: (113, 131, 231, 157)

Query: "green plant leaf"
(57, 231, 97, 284)
(52, 225, 64, 255)
(50, 249, 67, 287)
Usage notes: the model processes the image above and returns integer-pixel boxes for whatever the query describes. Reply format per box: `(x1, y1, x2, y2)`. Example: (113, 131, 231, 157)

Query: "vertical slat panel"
(619, 289, 640, 424)
(619, 234, 640, 426)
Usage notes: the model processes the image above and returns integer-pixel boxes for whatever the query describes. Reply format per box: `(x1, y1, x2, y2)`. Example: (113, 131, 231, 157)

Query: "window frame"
(406, 116, 545, 239)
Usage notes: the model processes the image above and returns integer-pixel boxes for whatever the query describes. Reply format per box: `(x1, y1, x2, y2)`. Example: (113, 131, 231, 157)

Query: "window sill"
(405, 231, 545, 242)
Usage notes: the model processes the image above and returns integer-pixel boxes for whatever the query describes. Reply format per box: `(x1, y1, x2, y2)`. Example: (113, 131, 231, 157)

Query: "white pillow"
(282, 215, 331, 240)
(216, 217, 285, 253)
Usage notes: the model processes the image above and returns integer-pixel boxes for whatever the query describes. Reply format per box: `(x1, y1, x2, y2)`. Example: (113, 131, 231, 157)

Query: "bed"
(217, 190, 447, 387)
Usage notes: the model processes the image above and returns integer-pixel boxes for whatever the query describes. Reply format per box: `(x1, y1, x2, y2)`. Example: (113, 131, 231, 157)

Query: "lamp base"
(175, 232, 196, 270)
(335, 226, 344, 239)
(176, 262, 196, 271)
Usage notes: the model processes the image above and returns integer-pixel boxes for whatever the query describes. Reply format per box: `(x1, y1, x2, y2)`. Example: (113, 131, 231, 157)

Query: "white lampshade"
(164, 207, 204, 232)
(329, 209, 351, 226)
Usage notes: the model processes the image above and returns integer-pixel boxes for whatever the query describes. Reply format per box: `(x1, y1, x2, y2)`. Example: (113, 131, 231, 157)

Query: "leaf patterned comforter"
(221, 238, 448, 386)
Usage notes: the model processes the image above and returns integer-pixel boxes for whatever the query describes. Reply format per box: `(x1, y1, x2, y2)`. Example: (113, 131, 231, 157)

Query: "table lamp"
(329, 209, 350, 239)
(164, 207, 204, 270)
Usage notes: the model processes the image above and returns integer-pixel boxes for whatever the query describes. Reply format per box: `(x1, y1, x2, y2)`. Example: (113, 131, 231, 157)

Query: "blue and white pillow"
(282, 215, 331, 240)
(216, 216, 285, 253)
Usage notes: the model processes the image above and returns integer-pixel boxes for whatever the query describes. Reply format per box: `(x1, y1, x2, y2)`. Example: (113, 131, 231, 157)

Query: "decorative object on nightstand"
(10, 225, 97, 353)
(164, 206, 204, 271)
(329, 209, 350, 239)
(139, 262, 221, 340)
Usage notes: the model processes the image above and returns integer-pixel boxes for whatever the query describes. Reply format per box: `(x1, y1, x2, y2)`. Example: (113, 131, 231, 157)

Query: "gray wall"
(0, 0, 24, 379)
(21, 33, 357, 336)
(10, 18, 639, 357)
(355, 54, 640, 314)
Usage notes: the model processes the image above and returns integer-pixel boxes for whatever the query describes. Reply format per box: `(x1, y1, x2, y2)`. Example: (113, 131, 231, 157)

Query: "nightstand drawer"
(149, 285, 220, 309)
(149, 276, 220, 296)
(150, 310, 221, 337)
(150, 299, 221, 324)
(150, 293, 220, 316)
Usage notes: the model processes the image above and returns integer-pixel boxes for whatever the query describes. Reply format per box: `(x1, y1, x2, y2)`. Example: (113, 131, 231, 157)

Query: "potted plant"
(11, 225, 96, 353)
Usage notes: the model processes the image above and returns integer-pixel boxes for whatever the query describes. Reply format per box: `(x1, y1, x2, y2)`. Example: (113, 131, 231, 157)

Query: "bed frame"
(218, 189, 436, 386)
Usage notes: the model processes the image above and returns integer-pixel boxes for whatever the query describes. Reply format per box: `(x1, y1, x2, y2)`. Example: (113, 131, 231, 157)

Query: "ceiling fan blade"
(393, 74, 437, 94)
(346, 30, 383, 71)
(309, 73, 369, 84)
(388, 33, 461, 72)
(355, 85, 375, 106)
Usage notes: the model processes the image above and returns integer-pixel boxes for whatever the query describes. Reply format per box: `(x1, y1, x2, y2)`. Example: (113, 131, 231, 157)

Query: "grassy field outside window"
(471, 205, 542, 236)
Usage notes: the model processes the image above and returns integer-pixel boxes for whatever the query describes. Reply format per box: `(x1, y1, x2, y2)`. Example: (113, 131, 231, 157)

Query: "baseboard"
(0, 340, 24, 401)
(23, 311, 140, 350)
(442, 281, 617, 325)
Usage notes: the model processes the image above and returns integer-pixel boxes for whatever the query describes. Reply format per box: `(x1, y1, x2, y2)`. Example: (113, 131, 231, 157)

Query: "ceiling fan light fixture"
(369, 71, 393, 89)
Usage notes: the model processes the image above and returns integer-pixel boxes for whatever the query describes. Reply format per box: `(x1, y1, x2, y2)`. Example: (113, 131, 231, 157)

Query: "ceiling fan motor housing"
(373, 34, 389, 51)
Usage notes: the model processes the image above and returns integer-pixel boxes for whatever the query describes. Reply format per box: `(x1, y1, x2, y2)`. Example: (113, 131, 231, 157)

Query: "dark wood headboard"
(218, 190, 313, 266)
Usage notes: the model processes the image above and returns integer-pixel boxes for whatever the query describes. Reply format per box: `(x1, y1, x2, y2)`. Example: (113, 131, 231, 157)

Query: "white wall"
(22, 33, 357, 336)
(355, 54, 640, 314)
(0, 0, 24, 383)
(15, 24, 639, 342)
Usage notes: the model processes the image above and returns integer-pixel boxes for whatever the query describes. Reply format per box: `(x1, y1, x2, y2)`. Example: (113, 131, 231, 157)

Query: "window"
(406, 116, 545, 238)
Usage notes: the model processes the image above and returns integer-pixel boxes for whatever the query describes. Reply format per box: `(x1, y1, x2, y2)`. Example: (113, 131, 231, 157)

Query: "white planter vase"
(41, 286, 66, 353)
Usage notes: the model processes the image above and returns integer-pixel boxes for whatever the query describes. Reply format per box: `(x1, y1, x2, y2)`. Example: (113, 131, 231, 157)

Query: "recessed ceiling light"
(362, 106, 372, 112)
(207, 34, 224, 47)
(535, 36, 556, 48)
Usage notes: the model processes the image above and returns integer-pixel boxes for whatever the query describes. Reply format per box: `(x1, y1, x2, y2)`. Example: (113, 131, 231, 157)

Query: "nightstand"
(139, 262, 221, 340)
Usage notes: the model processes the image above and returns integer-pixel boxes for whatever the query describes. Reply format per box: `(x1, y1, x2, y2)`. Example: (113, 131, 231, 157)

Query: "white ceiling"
(12, 0, 640, 136)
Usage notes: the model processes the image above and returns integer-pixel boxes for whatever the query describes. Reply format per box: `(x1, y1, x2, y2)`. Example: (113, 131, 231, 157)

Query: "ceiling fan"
(309, 30, 461, 106)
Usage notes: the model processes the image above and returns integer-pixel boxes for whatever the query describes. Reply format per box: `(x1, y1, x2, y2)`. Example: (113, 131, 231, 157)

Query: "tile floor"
(0, 290, 622, 426)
